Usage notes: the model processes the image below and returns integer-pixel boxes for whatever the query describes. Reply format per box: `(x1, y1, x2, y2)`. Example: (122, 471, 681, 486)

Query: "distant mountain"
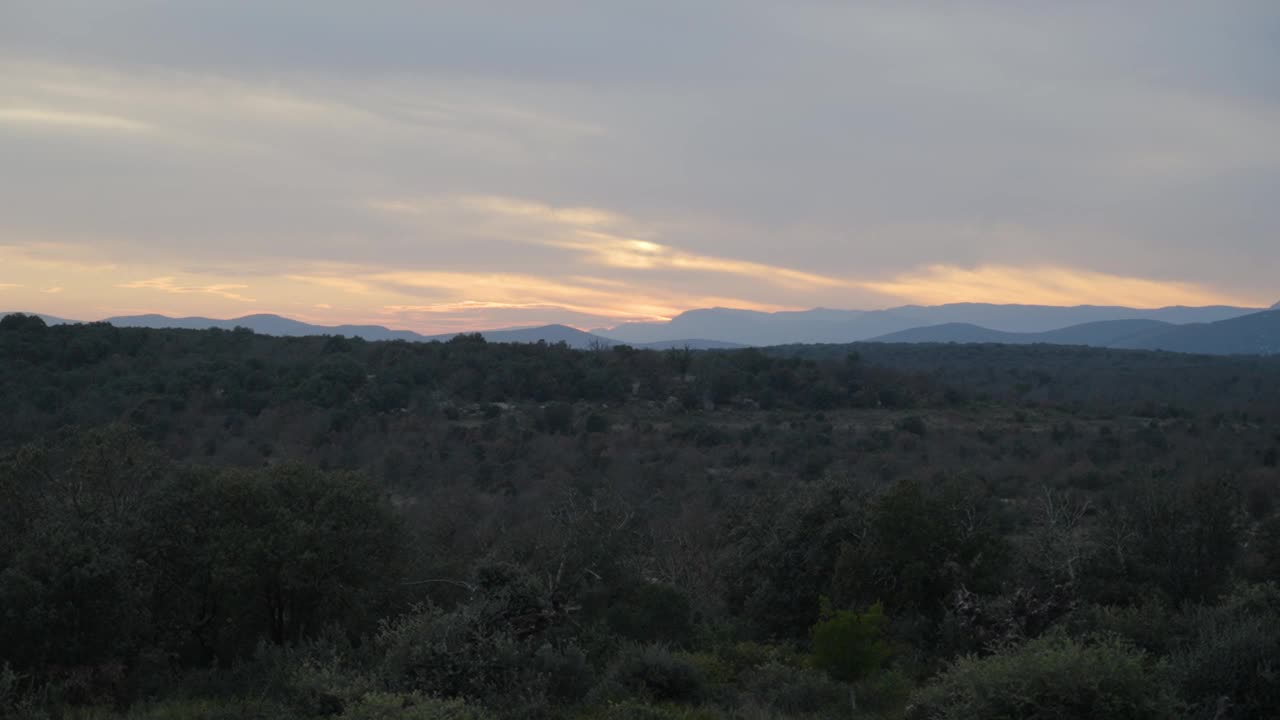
(596, 303, 1262, 346)
(871, 319, 1173, 347)
(2, 312, 737, 351)
(1122, 309, 1280, 355)
(635, 338, 745, 350)
(423, 324, 605, 348)
(103, 314, 624, 348)
(8, 306, 1274, 354)
(0, 312, 75, 326)
(868, 311, 1280, 355)
(1273, 300, 1280, 310)
(106, 313, 430, 342)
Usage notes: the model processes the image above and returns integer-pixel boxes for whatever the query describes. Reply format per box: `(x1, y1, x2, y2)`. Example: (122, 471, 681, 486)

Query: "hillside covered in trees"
(2, 313, 1280, 720)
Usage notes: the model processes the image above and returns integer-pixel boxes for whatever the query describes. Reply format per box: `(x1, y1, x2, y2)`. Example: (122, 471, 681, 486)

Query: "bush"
(908, 633, 1180, 719)
(339, 692, 489, 720)
(1169, 583, 1280, 719)
(592, 645, 706, 706)
(895, 416, 927, 437)
(605, 583, 694, 647)
(739, 661, 845, 716)
(90, 697, 294, 720)
(596, 702, 724, 720)
(375, 605, 535, 702)
(278, 649, 377, 717)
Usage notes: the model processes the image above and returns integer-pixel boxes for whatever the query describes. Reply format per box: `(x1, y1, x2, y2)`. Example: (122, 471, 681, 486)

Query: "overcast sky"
(1, 1, 1277, 331)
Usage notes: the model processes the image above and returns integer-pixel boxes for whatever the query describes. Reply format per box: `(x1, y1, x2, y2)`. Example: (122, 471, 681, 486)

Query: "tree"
(144, 463, 406, 662)
(909, 633, 1180, 720)
(811, 598, 891, 714)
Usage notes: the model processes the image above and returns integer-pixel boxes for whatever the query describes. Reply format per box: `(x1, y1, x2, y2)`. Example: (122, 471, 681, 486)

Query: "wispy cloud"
(0, 107, 152, 132)
(560, 230, 846, 289)
(370, 194, 852, 290)
(117, 277, 255, 302)
(859, 264, 1267, 308)
(284, 274, 373, 295)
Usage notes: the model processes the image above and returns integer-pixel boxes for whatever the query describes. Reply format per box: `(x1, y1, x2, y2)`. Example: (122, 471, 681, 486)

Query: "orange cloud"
(860, 264, 1266, 308)
(284, 274, 374, 295)
(367, 269, 787, 322)
(369, 194, 851, 290)
(558, 230, 848, 289)
(117, 276, 256, 302)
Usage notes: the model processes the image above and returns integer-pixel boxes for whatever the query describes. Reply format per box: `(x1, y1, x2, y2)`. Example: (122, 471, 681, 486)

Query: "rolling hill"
(868, 310, 1280, 355)
(7, 305, 1275, 354)
(596, 303, 1262, 346)
(870, 319, 1174, 347)
(2, 312, 736, 351)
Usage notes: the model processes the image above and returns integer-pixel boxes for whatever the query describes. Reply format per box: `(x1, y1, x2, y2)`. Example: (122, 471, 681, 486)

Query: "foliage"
(1168, 583, 1280, 719)
(2, 322, 1280, 718)
(811, 600, 891, 686)
(337, 693, 489, 720)
(908, 634, 1181, 720)
(591, 644, 707, 706)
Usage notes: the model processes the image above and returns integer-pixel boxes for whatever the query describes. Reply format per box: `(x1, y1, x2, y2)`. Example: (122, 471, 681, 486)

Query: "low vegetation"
(2, 314, 1279, 719)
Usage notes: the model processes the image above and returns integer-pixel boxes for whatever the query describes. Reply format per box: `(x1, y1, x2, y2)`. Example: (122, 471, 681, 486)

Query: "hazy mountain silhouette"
(870, 319, 1172, 345)
(869, 310, 1280, 355)
(7, 305, 1274, 353)
(1121, 309, 1280, 355)
(105, 313, 429, 341)
(596, 303, 1261, 346)
(2, 313, 736, 351)
(0, 312, 74, 326)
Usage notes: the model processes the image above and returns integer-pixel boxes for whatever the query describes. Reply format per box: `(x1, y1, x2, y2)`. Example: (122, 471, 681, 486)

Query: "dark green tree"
(811, 599, 892, 714)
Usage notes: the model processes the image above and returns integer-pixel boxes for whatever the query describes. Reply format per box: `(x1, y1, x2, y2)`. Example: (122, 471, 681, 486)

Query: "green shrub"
(596, 702, 723, 720)
(1064, 601, 1184, 656)
(106, 697, 293, 720)
(375, 605, 533, 701)
(1169, 583, 1280, 718)
(604, 583, 694, 647)
(591, 645, 705, 706)
(281, 652, 376, 717)
(739, 661, 845, 716)
(908, 634, 1180, 719)
(853, 668, 914, 716)
(338, 692, 489, 720)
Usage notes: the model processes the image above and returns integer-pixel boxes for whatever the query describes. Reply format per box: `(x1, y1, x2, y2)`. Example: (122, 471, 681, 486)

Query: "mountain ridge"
(867, 310, 1280, 355)
(6, 304, 1276, 354)
(595, 303, 1263, 346)
(1, 312, 738, 350)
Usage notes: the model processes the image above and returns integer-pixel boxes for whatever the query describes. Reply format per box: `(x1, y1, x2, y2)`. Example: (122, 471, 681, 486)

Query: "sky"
(1, 1, 1277, 332)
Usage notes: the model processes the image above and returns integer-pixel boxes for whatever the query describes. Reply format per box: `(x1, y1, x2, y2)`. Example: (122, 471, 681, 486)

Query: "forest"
(2, 311, 1279, 720)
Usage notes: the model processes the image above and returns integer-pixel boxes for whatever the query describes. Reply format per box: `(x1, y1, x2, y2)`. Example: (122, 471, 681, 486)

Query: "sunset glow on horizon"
(1, 3, 1276, 331)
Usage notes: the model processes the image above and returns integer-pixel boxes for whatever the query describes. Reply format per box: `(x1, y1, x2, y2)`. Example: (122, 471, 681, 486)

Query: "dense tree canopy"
(2, 317, 1279, 719)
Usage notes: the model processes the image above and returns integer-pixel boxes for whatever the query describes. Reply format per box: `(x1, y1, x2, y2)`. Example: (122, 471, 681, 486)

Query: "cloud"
(0, 283, 22, 290)
(0, 107, 152, 132)
(41, 286, 63, 294)
(371, 194, 854, 290)
(117, 277, 255, 302)
(284, 274, 373, 295)
(366, 269, 788, 323)
(860, 264, 1268, 308)
(0, 3, 1276, 325)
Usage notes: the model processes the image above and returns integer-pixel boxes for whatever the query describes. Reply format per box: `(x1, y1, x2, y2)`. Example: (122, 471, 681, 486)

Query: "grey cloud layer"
(1, 1, 1277, 310)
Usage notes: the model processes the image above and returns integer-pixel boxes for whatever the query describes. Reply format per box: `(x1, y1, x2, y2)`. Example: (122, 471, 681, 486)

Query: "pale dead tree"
(1030, 486, 1095, 587)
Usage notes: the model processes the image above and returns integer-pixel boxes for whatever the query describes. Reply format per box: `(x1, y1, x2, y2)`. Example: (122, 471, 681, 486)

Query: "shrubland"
(2, 314, 1279, 719)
